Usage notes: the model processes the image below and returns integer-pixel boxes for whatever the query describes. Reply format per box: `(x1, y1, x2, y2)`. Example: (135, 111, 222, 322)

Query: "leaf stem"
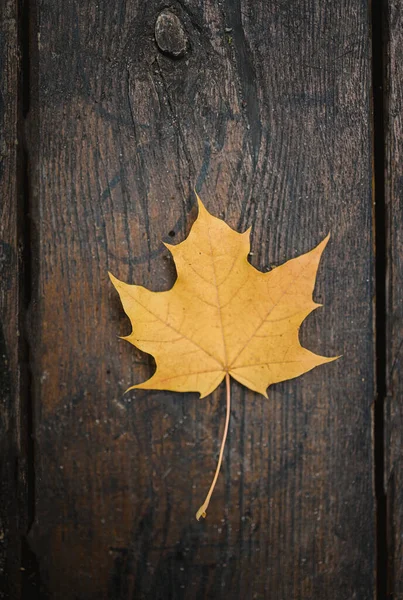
(196, 373, 231, 520)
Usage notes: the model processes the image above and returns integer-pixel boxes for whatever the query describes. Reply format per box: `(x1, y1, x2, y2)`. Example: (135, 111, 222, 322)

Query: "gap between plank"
(18, 0, 41, 595)
(372, 0, 387, 598)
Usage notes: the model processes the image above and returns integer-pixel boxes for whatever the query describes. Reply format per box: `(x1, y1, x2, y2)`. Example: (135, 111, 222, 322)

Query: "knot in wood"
(155, 10, 188, 58)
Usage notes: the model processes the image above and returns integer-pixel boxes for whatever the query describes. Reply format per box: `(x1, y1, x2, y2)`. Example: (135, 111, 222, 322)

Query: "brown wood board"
(0, 0, 25, 597)
(385, 0, 403, 595)
(26, 1, 375, 598)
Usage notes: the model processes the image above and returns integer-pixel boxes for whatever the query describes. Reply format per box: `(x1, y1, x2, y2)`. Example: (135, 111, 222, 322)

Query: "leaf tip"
(195, 191, 209, 216)
(123, 385, 136, 395)
(321, 354, 342, 366)
(242, 227, 252, 248)
(108, 271, 123, 290)
(163, 241, 176, 253)
(310, 232, 331, 261)
(322, 232, 331, 247)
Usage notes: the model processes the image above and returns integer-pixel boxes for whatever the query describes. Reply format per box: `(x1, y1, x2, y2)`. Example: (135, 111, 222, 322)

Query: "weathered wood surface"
(27, 1, 375, 598)
(385, 1, 403, 596)
(0, 1, 24, 597)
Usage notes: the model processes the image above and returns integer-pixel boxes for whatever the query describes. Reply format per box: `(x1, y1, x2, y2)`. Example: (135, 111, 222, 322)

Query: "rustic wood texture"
(385, 1, 403, 596)
(27, 1, 375, 598)
(0, 1, 24, 597)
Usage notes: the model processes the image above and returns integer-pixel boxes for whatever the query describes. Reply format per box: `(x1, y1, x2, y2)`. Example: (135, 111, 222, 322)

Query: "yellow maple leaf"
(110, 195, 337, 520)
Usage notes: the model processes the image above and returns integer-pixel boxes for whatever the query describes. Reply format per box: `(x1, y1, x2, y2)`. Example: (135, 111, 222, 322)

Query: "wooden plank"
(385, 1, 403, 595)
(28, 1, 375, 597)
(0, 1, 24, 597)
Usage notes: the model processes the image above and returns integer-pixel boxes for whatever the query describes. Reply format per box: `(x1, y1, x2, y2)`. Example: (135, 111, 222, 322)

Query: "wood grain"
(0, 1, 25, 597)
(28, 1, 375, 598)
(385, 1, 403, 596)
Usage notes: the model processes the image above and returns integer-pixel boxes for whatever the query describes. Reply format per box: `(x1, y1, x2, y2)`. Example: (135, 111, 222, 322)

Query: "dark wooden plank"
(385, 1, 403, 595)
(28, 1, 375, 598)
(0, 1, 24, 597)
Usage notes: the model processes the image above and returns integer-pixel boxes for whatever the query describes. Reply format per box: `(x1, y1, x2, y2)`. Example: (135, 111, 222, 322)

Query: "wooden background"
(0, 0, 398, 598)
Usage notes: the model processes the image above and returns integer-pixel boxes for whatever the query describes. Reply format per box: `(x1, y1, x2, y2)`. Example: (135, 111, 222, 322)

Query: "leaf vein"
(125, 289, 224, 368)
(228, 252, 318, 368)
